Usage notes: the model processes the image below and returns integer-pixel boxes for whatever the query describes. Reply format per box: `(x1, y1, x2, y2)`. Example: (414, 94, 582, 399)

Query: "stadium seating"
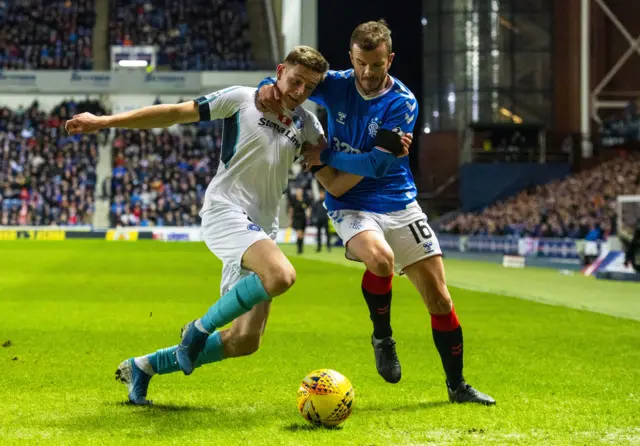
(109, 121, 222, 227)
(439, 153, 640, 239)
(0, 100, 103, 226)
(0, 0, 253, 71)
(108, 0, 254, 70)
(600, 100, 640, 147)
(0, 0, 95, 70)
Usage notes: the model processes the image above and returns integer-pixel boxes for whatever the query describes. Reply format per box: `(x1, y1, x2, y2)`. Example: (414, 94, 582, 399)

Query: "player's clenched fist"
(398, 133, 413, 157)
(256, 84, 285, 115)
(65, 112, 105, 135)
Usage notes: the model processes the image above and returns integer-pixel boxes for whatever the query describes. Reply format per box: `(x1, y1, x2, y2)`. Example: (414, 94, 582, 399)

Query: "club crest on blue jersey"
(368, 117, 380, 138)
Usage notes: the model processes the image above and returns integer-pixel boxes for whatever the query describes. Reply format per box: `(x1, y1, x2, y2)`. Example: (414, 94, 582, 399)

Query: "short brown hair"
(284, 45, 329, 74)
(350, 19, 392, 53)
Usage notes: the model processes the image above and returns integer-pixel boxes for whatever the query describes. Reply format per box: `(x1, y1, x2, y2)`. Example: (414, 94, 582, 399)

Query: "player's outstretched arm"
(65, 101, 199, 134)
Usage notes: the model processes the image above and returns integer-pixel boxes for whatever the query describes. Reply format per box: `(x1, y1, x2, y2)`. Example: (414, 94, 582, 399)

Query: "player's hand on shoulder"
(256, 84, 284, 115)
(65, 112, 104, 135)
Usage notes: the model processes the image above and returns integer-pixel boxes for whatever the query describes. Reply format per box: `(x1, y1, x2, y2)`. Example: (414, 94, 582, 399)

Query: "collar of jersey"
(354, 75, 395, 101)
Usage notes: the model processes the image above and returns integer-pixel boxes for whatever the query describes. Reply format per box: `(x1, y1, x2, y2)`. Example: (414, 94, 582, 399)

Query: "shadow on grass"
(50, 399, 266, 436)
(115, 401, 217, 413)
(281, 401, 449, 432)
(356, 400, 450, 413)
(284, 422, 344, 432)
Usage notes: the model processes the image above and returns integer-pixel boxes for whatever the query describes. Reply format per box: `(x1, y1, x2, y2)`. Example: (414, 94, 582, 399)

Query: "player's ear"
(276, 63, 285, 80)
(387, 52, 395, 67)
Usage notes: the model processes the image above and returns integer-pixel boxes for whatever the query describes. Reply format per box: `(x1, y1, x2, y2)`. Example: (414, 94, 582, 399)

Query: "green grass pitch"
(1, 241, 639, 445)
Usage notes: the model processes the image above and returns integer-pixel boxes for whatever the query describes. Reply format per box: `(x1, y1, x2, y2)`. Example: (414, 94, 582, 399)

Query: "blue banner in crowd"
(437, 234, 581, 260)
(466, 235, 519, 255)
(534, 238, 579, 259)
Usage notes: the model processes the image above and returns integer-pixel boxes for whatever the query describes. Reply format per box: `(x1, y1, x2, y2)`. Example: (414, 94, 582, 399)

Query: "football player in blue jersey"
(257, 20, 495, 405)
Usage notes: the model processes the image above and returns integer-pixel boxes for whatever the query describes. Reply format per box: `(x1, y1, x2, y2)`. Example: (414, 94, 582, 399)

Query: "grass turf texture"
(0, 241, 639, 445)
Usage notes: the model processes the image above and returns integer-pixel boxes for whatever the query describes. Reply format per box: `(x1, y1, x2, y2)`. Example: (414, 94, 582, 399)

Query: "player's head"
(276, 46, 329, 109)
(349, 19, 395, 95)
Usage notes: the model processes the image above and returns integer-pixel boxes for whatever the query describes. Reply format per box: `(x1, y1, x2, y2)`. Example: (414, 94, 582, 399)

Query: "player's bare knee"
(261, 264, 296, 296)
(431, 292, 453, 314)
(232, 334, 262, 357)
(424, 284, 453, 314)
(366, 248, 394, 277)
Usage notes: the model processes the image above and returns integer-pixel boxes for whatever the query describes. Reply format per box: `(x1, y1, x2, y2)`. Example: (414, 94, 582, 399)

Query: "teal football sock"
(147, 346, 180, 375)
(147, 332, 225, 375)
(194, 331, 224, 367)
(199, 274, 269, 333)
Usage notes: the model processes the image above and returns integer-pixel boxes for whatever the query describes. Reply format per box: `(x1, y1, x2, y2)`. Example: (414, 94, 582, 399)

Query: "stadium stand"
(0, 0, 95, 70)
(438, 153, 640, 239)
(0, 99, 104, 226)
(109, 121, 222, 227)
(600, 100, 640, 147)
(108, 0, 254, 70)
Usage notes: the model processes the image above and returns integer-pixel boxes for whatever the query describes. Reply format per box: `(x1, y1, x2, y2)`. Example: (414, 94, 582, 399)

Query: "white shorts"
(327, 201, 442, 274)
(201, 203, 276, 295)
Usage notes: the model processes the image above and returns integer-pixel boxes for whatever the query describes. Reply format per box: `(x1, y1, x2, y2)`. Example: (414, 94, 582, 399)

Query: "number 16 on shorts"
(407, 219, 439, 255)
(408, 219, 432, 242)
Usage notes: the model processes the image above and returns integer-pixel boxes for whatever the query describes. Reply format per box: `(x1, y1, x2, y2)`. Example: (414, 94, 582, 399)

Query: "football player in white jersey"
(65, 46, 361, 405)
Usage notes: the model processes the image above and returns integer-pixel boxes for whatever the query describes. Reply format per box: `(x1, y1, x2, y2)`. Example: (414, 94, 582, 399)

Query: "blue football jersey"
(310, 69, 418, 213)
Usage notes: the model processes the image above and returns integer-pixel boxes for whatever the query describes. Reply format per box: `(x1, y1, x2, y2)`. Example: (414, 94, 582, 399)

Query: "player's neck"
(358, 75, 392, 97)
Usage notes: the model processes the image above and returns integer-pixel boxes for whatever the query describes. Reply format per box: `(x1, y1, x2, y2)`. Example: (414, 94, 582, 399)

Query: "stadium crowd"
(438, 153, 640, 240)
(600, 99, 640, 147)
(0, 0, 95, 70)
(108, 121, 221, 227)
(109, 0, 253, 70)
(0, 99, 102, 226)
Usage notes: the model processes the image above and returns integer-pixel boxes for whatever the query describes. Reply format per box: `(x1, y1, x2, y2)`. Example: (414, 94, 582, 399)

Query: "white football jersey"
(195, 86, 324, 232)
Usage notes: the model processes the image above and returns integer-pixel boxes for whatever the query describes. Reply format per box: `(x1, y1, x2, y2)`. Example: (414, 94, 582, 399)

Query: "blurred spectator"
(0, 99, 103, 226)
(109, 121, 222, 227)
(288, 187, 309, 254)
(109, 0, 254, 70)
(311, 188, 331, 252)
(600, 99, 640, 147)
(439, 153, 640, 239)
(0, 0, 95, 69)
